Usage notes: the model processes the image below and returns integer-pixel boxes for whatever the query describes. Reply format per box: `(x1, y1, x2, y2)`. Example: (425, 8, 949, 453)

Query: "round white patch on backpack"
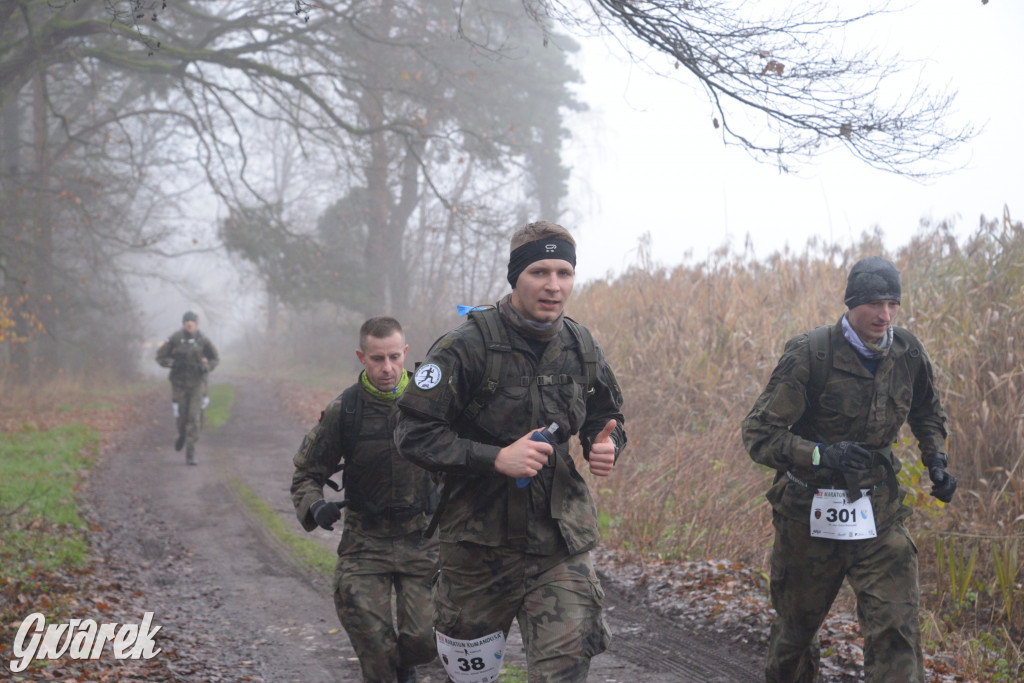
(414, 363, 443, 390)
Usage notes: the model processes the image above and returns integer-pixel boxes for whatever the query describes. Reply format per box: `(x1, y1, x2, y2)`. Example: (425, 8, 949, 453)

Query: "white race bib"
(809, 488, 877, 540)
(435, 629, 506, 683)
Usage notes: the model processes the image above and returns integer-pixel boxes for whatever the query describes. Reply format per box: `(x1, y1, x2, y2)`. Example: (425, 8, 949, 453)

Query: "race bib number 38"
(809, 488, 877, 540)
(436, 629, 506, 683)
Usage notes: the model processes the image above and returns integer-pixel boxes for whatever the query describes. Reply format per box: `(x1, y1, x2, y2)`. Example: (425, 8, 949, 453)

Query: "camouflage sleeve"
(290, 397, 345, 532)
(741, 335, 818, 471)
(578, 340, 626, 461)
(906, 343, 949, 458)
(155, 337, 175, 368)
(202, 337, 220, 373)
(395, 330, 503, 476)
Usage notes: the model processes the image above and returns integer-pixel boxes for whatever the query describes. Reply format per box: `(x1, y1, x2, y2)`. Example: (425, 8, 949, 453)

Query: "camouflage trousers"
(766, 514, 923, 683)
(433, 542, 611, 683)
(334, 526, 439, 683)
(171, 382, 204, 450)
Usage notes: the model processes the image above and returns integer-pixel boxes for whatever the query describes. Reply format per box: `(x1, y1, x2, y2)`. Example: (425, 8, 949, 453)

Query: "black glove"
(923, 453, 957, 503)
(817, 441, 873, 474)
(310, 499, 343, 530)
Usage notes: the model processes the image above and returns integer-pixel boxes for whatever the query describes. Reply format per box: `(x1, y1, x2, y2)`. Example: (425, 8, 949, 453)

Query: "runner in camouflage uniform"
(395, 221, 626, 683)
(155, 311, 219, 465)
(742, 257, 958, 682)
(291, 317, 438, 683)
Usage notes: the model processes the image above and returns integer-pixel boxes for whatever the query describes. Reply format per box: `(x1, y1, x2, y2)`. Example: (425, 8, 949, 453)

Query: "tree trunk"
(0, 96, 20, 371)
(29, 71, 57, 380)
(364, 127, 393, 315)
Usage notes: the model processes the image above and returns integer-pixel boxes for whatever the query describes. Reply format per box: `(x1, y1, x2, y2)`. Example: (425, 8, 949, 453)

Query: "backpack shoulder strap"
(462, 307, 511, 420)
(459, 310, 598, 421)
(892, 326, 924, 376)
(327, 383, 363, 493)
(564, 316, 598, 394)
(892, 327, 921, 356)
(339, 383, 363, 441)
(806, 324, 832, 407)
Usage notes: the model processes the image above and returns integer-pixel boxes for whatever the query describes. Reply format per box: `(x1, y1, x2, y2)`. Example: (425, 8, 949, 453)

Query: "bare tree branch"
(530, 0, 976, 177)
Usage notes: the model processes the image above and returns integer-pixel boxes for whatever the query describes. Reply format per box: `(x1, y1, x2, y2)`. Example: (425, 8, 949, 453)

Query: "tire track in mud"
(602, 594, 761, 681)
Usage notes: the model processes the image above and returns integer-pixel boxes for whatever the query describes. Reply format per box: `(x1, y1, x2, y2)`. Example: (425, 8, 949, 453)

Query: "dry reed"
(571, 210, 1024, 673)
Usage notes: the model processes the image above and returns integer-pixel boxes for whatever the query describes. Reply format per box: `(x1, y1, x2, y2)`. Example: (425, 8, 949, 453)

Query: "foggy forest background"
(2, 1, 1021, 678)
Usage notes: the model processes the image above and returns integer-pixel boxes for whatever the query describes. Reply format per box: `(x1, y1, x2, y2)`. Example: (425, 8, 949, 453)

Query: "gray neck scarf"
(841, 314, 892, 359)
(497, 293, 564, 343)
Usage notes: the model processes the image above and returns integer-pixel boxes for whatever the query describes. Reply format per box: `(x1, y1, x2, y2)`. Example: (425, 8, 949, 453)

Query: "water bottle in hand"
(518, 422, 559, 488)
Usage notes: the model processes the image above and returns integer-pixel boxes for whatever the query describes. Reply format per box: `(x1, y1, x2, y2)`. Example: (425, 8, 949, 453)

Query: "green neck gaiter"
(360, 369, 408, 401)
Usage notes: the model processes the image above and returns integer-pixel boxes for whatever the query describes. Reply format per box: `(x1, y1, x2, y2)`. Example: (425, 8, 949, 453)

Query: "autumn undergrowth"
(571, 209, 1024, 680)
(0, 378, 191, 679)
(0, 381, 130, 664)
(0, 424, 104, 679)
(0, 373, 159, 432)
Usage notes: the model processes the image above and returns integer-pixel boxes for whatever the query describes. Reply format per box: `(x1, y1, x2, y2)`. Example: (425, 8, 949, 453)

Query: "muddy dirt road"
(85, 378, 764, 682)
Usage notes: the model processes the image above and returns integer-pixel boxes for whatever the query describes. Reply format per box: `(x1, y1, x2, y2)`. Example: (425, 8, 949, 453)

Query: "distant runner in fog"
(155, 311, 219, 466)
(290, 316, 439, 683)
(742, 256, 958, 682)
(395, 221, 627, 683)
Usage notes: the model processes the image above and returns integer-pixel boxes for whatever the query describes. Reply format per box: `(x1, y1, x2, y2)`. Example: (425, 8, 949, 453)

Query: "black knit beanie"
(844, 257, 901, 308)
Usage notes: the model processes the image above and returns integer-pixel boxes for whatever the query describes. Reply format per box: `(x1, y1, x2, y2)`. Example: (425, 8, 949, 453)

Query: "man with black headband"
(742, 256, 957, 682)
(396, 221, 625, 682)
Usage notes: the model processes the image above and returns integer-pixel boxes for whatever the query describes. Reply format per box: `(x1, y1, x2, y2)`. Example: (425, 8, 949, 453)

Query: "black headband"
(507, 239, 577, 287)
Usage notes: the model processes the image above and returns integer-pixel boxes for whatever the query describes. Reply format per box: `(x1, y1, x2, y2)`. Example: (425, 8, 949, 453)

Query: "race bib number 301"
(436, 629, 506, 683)
(809, 488, 877, 540)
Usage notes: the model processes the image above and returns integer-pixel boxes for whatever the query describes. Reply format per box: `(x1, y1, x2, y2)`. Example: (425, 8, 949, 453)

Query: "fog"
(1, 0, 1003, 384)
(565, 0, 1023, 275)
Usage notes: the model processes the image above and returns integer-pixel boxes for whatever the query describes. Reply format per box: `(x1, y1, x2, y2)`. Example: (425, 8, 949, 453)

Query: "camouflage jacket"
(394, 310, 626, 556)
(291, 371, 438, 538)
(741, 318, 948, 529)
(155, 330, 219, 389)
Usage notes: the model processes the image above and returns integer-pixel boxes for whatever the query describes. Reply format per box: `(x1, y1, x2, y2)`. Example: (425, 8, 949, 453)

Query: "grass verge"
(204, 382, 236, 428)
(0, 424, 99, 586)
(226, 477, 336, 577)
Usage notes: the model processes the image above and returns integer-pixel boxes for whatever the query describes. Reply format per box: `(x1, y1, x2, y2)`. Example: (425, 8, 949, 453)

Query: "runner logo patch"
(414, 363, 443, 390)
